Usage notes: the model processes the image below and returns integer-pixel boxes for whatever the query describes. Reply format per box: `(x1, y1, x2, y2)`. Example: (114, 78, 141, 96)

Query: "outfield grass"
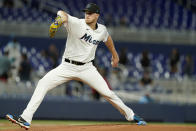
(1, 119, 196, 125)
(37, 120, 196, 126)
(31, 120, 131, 125)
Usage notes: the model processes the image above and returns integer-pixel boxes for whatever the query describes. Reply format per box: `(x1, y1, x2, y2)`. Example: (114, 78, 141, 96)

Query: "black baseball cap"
(82, 3, 100, 14)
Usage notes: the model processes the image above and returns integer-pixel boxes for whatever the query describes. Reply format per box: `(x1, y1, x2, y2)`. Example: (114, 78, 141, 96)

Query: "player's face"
(85, 12, 99, 24)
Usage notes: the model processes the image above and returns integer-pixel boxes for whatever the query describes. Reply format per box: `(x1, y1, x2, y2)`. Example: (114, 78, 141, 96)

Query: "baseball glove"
(49, 15, 63, 38)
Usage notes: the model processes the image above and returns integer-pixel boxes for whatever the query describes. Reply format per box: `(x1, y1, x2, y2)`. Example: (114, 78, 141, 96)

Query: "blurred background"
(0, 0, 196, 123)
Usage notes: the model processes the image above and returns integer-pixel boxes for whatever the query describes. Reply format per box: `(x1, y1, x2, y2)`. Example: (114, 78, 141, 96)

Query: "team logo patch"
(80, 33, 100, 45)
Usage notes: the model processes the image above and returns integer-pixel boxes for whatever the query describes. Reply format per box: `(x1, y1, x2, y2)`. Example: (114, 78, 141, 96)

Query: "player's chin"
(85, 19, 93, 24)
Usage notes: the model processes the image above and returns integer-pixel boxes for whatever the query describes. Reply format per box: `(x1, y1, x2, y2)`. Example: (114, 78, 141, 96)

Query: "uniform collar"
(85, 22, 99, 31)
(95, 23, 98, 29)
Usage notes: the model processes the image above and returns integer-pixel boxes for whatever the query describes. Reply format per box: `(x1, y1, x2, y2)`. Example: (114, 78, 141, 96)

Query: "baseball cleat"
(133, 114, 147, 125)
(6, 114, 30, 130)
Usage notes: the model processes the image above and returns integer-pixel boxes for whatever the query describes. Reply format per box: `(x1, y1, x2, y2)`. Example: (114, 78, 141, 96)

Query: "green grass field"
(0, 119, 196, 130)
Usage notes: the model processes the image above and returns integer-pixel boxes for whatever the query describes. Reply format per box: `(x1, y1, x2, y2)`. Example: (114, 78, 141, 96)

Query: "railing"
(1, 77, 196, 104)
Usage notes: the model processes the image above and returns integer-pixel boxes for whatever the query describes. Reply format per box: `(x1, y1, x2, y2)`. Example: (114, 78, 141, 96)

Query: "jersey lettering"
(80, 33, 100, 45)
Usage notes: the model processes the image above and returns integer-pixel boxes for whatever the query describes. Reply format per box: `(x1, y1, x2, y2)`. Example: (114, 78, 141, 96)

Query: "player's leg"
(78, 66, 134, 120)
(14, 64, 71, 124)
(78, 65, 146, 125)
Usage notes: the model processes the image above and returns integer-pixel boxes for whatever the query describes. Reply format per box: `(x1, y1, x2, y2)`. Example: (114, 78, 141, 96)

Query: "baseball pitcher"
(6, 3, 146, 130)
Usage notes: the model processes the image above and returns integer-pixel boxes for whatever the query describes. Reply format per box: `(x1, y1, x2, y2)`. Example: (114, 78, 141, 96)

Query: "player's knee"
(103, 90, 116, 99)
(37, 78, 45, 86)
(36, 78, 52, 92)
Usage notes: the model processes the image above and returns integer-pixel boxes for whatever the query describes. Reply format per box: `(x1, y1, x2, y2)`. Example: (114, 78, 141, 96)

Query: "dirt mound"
(4, 124, 196, 131)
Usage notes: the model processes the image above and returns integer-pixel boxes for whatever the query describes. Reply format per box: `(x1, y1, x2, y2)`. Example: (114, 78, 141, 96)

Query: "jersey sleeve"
(65, 14, 81, 32)
(103, 27, 109, 42)
(57, 11, 81, 34)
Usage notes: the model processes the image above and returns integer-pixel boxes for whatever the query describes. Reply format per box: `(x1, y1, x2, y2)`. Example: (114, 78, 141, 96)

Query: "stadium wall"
(1, 35, 196, 56)
(0, 98, 196, 122)
(1, 23, 196, 44)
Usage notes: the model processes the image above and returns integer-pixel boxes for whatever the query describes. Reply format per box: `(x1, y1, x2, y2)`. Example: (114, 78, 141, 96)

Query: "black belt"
(65, 58, 93, 65)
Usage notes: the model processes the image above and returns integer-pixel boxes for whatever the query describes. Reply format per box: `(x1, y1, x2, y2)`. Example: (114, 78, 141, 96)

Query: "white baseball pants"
(21, 61, 134, 123)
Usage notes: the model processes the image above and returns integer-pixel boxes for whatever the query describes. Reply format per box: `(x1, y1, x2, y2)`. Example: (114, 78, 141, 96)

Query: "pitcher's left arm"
(104, 36, 119, 67)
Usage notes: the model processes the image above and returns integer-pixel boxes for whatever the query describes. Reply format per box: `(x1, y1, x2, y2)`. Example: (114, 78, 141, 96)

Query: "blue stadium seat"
(0, 0, 196, 30)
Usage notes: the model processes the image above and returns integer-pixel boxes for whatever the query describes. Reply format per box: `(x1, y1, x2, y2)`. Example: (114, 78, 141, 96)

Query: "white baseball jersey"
(58, 12, 109, 63)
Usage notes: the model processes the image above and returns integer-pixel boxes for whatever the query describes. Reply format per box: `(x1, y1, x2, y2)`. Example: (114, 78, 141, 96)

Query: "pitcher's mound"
(5, 124, 196, 131)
